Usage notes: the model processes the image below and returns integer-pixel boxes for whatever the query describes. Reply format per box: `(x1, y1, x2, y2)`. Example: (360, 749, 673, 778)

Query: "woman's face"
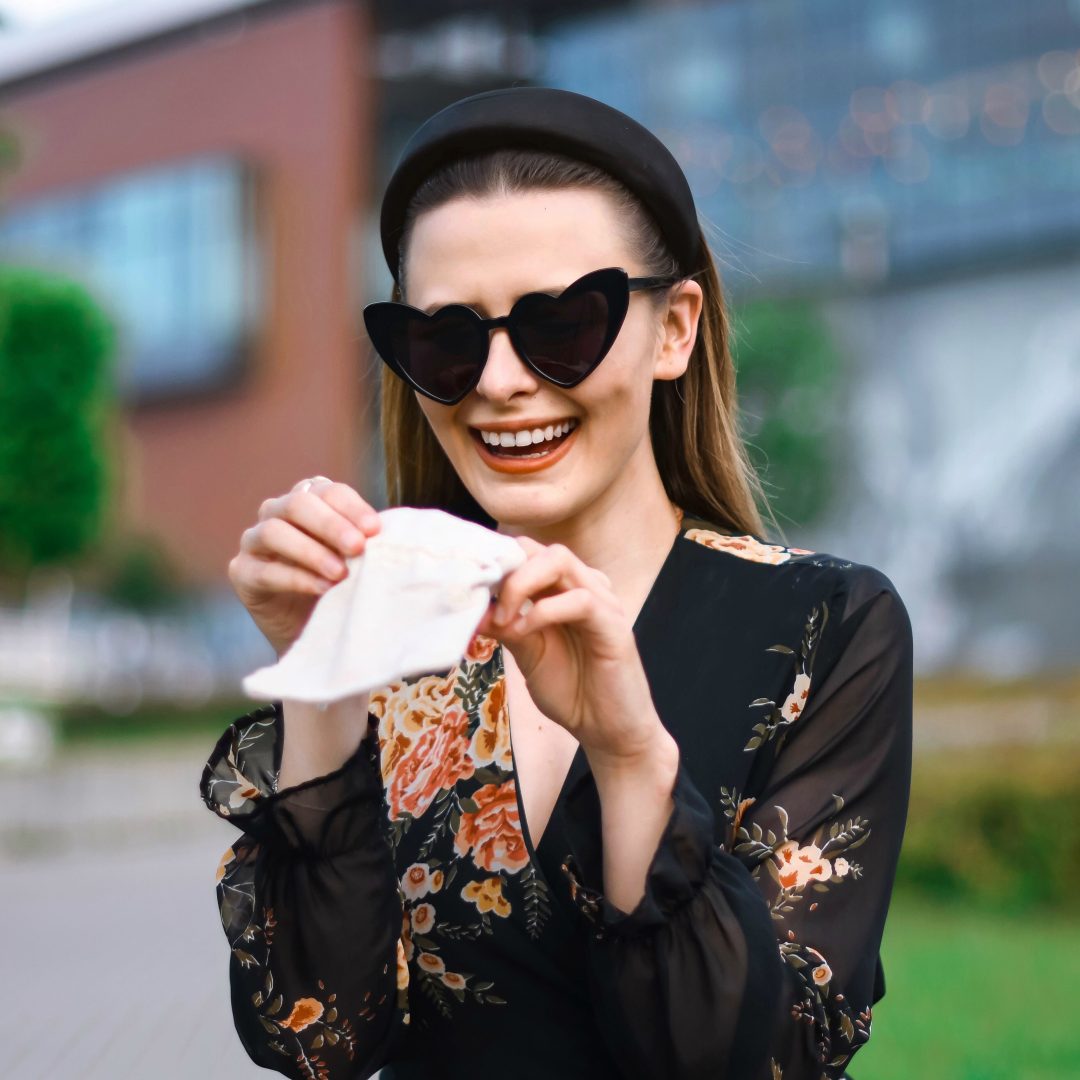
(402, 187, 700, 531)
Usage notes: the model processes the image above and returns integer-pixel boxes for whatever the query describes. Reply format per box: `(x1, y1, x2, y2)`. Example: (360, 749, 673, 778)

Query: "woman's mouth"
(470, 418, 580, 473)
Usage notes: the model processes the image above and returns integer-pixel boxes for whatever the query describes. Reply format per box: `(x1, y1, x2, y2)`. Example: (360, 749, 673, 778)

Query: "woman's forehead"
(403, 187, 633, 311)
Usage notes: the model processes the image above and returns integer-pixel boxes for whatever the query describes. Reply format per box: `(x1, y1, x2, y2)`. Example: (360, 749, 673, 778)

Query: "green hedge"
(730, 299, 842, 530)
(0, 264, 115, 589)
(895, 742, 1080, 915)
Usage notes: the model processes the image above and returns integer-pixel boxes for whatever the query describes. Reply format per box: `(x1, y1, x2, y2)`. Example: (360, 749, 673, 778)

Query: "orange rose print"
(775, 840, 832, 890)
(401, 862, 443, 900)
(411, 903, 435, 934)
(388, 706, 476, 820)
(453, 779, 529, 873)
(684, 529, 814, 565)
(780, 673, 811, 723)
(279, 997, 324, 1032)
(373, 674, 459, 782)
(416, 951, 445, 974)
(441, 971, 468, 990)
(379, 730, 412, 785)
(466, 632, 498, 664)
(469, 677, 513, 770)
(461, 875, 512, 917)
(806, 946, 833, 987)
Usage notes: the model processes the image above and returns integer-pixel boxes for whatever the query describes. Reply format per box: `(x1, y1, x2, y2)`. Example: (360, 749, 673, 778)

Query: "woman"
(201, 87, 912, 1079)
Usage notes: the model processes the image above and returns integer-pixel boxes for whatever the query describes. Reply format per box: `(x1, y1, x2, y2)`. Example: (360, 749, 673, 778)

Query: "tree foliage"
(730, 298, 844, 531)
(0, 265, 116, 590)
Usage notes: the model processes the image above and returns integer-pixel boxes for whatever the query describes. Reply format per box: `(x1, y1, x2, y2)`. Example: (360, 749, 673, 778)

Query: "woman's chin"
(472, 488, 575, 530)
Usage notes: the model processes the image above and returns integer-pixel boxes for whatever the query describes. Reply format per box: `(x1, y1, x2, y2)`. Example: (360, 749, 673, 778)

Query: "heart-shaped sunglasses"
(363, 266, 684, 405)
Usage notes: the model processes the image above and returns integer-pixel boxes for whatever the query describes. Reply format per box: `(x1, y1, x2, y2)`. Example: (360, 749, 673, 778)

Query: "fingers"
(493, 541, 616, 627)
(498, 588, 596, 638)
(258, 479, 381, 561)
(238, 477, 382, 592)
(309, 478, 383, 535)
(233, 552, 340, 597)
(241, 517, 352, 585)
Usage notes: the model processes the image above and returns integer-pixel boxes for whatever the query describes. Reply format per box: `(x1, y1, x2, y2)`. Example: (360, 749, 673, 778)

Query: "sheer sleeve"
(734, 567, 913, 1078)
(556, 564, 913, 1080)
(199, 701, 409, 1079)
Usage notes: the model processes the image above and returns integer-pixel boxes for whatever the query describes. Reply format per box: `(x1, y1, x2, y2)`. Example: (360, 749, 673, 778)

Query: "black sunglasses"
(363, 266, 683, 405)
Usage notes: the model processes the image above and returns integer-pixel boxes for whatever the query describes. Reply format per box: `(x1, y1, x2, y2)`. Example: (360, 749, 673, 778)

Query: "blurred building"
(1, 0, 1078, 677)
(545, 0, 1080, 675)
(0, 0, 617, 590)
(0, 0, 373, 588)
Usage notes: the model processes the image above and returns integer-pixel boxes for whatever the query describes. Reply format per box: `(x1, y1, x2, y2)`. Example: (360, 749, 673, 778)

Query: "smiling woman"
(200, 86, 913, 1080)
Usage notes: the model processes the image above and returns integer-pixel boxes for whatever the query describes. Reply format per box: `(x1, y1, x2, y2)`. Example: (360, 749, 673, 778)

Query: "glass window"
(543, 0, 1080, 290)
(0, 155, 262, 403)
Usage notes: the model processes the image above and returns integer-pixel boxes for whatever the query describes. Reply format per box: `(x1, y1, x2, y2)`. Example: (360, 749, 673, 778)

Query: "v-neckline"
(502, 513, 689, 864)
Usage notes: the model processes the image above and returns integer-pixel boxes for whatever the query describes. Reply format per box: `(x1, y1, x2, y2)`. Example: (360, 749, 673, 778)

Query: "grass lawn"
(853, 895, 1080, 1079)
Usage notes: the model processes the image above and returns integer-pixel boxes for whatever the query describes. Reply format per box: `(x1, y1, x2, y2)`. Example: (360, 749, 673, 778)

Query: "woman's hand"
(472, 536, 673, 771)
(474, 535, 680, 915)
(228, 477, 382, 659)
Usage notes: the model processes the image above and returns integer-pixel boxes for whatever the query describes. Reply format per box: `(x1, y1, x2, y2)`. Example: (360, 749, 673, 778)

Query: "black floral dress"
(199, 510, 912, 1080)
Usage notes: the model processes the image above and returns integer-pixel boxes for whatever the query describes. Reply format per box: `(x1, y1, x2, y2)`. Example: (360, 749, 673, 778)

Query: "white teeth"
(479, 418, 577, 448)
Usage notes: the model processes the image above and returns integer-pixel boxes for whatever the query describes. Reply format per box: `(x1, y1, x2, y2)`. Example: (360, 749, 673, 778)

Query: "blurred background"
(0, 0, 1077, 1076)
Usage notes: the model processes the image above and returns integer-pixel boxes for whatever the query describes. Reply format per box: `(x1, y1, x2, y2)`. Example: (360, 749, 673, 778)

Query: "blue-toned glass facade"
(543, 0, 1080, 292)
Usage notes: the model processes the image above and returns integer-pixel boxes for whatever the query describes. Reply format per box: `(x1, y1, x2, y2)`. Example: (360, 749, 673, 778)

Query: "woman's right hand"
(228, 476, 382, 659)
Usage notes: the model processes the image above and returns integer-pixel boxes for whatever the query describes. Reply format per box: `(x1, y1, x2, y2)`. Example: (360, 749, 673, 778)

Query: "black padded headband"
(379, 86, 703, 282)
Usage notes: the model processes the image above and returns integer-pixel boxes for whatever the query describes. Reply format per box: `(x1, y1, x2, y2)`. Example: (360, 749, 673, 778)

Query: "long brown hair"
(377, 148, 776, 538)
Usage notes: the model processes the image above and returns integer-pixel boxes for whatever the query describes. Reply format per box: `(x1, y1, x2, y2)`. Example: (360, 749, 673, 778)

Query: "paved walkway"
(2, 738, 268, 1078)
(4, 691, 1074, 1077)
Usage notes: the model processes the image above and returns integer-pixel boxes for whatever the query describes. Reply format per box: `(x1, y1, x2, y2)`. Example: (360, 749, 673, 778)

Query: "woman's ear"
(653, 279, 703, 382)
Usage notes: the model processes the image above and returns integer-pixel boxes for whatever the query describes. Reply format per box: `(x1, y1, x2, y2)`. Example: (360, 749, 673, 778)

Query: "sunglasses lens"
(378, 307, 485, 403)
(513, 288, 613, 384)
(366, 269, 630, 401)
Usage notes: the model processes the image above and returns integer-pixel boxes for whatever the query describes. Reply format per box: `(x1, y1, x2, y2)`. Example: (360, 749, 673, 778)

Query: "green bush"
(895, 743, 1080, 915)
(730, 299, 842, 531)
(0, 264, 115, 591)
(100, 532, 186, 612)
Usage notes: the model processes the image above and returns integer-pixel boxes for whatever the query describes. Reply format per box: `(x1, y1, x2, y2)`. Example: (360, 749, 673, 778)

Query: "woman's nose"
(474, 328, 541, 400)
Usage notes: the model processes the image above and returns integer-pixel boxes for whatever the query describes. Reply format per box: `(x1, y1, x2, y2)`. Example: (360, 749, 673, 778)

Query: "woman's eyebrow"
(420, 283, 567, 317)
(421, 299, 486, 315)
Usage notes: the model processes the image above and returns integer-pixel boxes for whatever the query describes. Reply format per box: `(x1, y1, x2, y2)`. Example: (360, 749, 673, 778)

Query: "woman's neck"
(496, 481, 683, 628)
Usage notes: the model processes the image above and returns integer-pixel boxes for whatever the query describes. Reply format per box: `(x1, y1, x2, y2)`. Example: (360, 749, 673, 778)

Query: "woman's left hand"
(472, 535, 668, 769)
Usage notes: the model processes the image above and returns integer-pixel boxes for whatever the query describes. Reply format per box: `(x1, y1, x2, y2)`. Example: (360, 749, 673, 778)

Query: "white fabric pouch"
(242, 506, 525, 705)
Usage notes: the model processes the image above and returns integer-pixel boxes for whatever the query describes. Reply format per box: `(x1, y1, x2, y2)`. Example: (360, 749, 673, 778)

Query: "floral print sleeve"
(734, 565, 914, 1078)
(199, 702, 408, 1079)
(555, 560, 913, 1080)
